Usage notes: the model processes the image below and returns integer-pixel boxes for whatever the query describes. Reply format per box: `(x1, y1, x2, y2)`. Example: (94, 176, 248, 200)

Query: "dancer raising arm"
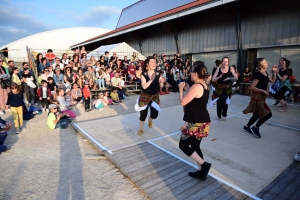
(178, 61, 212, 181)
(243, 58, 277, 138)
(135, 56, 165, 135)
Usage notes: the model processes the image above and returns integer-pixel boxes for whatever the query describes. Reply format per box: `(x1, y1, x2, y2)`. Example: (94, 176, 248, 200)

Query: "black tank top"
(183, 83, 211, 123)
(217, 68, 233, 85)
(141, 71, 160, 94)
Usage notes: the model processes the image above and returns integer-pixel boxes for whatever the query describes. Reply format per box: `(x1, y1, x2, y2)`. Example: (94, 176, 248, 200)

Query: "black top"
(65, 73, 73, 83)
(48, 81, 56, 91)
(244, 71, 251, 77)
(141, 71, 160, 95)
(183, 83, 211, 123)
(217, 68, 234, 85)
(22, 73, 32, 78)
(279, 68, 292, 79)
(7, 93, 24, 107)
(212, 67, 218, 78)
(253, 71, 269, 90)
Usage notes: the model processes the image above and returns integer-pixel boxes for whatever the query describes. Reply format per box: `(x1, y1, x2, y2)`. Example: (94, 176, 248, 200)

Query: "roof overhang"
(71, 0, 236, 50)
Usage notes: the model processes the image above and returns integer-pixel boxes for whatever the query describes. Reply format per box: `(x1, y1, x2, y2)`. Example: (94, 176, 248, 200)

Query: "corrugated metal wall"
(124, 35, 141, 54)
(242, 2, 300, 48)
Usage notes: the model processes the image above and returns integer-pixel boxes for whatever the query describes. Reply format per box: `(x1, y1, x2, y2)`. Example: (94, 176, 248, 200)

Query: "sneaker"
(46, 109, 49, 112)
(0, 111, 4, 115)
(294, 153, 300, 161)
(188, 170, 202, 178)
(16, 129, 20, 134)
(199, 162, 211, 181)
(42, 108, 45, 112)
(20, 126, 26, 132)
(243, 126, 252, 134)
(251, 126, 261, 138)
(159, 91, 165, 95)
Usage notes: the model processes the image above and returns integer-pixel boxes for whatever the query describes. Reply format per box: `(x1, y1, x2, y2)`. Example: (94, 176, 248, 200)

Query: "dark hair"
(11, 67, 18, 75)
(36, 53, 43, 60)
(254, 57, 265, 69)
(280, 57, 291, 68)
(22, 62, 28, 67)
(8, 60, 14, 64)
(105, 51, 109, 55)
(99, 55, 104, 60)
(47, 49, 53, 53)
(10, 83, 21, 92)
(143, 56, 155, 72)
(192, 61, 209, 79)
(62, 53, 67, 58)
(47, 77, 54, 81)
(41, 57, 47, 63)
(41, 80, 48, 84)
(215, 59, 222, 66)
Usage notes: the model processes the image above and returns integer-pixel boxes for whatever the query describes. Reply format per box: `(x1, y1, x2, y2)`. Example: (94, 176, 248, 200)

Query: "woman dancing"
(178, 61, 212, 181)
(135, 56, 165, 135)
(211, 57, 238, 120)
(243, 58, 277, 138)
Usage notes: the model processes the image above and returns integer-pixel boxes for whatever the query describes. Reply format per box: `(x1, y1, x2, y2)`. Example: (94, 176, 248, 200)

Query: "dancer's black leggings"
(179, 137, 203, 159)
(139, 101, 158, 121)
(217, 91, 229, 119)
(247, 112, 272, 128)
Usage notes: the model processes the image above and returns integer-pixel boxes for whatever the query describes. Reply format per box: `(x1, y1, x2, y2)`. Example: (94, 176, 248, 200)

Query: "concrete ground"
(1, 92, 299, 199)
(71, 92, 300, 196)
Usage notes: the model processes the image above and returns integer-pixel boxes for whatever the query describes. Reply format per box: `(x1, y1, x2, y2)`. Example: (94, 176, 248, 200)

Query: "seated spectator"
(47, 104, 68, 129)
(136, 66, 142, 83)
(19, 62, 33, 78)
(103, 91, 113, 105)
(53, 68, 64, 90)
(122, 56, 130, 70)
(96, 69, 105, 89)
(80, 46, 87, 57)
(71, 83, 83, 104)
(90, 55, 97, 67)
(104, 68, 111, 88)
(45, 49, 56, 65)
(0, 117, 12, 153)
(38, 57, 47, 74)
(76, 68, 85, 89)
(53, 57, 63, 70)
(47, 77, 56, 97)
(56, 89, 76, 118)
(93, 93, 105, 110)
(111, 72, 128, 96)
(128, 62, 136, 83)
(84, 64, 96, 89)
(41, 67, 52, 81)
(61, 53, 69, 65)
(110, 88, 121, 104)
(64, 67, 75, 90)
(174, 71, 181, 84)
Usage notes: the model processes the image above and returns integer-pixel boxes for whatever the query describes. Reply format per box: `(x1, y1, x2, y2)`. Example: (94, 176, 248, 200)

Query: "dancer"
(135, 56, 165, 135)
(178, 61, 212, 180)
(211, 57, 238, 120)
(243, 58, 277, 138)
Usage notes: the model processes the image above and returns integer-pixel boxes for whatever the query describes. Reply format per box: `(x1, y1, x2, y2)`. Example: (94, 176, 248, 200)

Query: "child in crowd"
(104, 68, 111, 88)
(47, 104, 69, 129)
(93, 93, 104, 110)
(6, 84, 24, 134)
(47, 77, 56, 98)
(175, 71, 181, 84)
(83, 81, 91, 112)
(56, 89, 76, 118)
(51, 100, 72, 121)
(110, 88, 121, 104)
(103, 91, 113, 105)
(65, 89, 72, 102)
(97, 69, 105, 89)
(38, 80, 51, 112)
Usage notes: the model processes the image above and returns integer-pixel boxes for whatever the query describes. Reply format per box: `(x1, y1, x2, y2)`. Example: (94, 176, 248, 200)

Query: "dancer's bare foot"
(148, 119, 153, 128)
(278, 109, 286, 112)
(216, 117, 221, 120)
(138, 129, 143, 135)
(221, 117, 226, 121)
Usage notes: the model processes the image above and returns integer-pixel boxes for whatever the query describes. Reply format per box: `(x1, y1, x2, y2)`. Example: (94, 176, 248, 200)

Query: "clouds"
(75, 6, 121, 27)
(0, 5, 51, 47)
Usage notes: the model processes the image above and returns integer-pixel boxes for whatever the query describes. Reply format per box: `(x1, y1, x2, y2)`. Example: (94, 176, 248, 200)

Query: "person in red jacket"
(83, 81, 91, 112)
(38, 80, 51, 112)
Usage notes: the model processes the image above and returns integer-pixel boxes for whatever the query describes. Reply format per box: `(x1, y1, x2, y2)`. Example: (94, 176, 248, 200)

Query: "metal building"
(0, 27, 110, 62)
(71, 0, 300, 78)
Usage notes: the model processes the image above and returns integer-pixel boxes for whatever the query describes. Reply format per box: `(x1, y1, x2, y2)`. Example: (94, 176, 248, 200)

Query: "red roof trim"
(72, 0, 211, 47)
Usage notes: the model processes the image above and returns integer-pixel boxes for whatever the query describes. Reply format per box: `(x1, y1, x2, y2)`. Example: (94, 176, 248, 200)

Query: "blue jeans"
(55, 119, 69, 129)
(0, 132, 8, 152)
(97, 78, 105, 88)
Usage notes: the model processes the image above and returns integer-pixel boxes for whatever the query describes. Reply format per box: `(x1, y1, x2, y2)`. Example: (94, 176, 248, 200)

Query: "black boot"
(199, 162, 211, 181)
(188, 170, 202, 178)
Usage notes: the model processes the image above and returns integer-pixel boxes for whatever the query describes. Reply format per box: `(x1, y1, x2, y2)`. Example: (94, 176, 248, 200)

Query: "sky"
(0, 0, 138, 47)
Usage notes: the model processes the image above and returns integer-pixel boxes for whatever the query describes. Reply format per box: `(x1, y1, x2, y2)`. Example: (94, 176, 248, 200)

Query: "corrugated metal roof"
(116, 0, 196, 28)
(71, 0, 211, 48)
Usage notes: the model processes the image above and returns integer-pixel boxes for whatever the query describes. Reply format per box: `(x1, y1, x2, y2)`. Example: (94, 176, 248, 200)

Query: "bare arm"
(212, 67, 222, 82)
(141, 73, 154, 90)
(179, 83, 203, 106)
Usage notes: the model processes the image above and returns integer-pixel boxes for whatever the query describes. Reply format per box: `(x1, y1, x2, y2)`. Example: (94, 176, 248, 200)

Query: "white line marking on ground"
(73, 123, 113, 154)
(234, 115, 300, 131)
(147, 140, 261, 200)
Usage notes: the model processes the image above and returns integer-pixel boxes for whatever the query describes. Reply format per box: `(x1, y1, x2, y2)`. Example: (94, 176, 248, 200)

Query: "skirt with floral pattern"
(180, 122, 211, 140)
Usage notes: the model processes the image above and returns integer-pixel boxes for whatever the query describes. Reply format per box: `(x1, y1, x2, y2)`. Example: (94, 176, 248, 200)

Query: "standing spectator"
(45, 49, 56, 65)
(83, 81, 91, 112)
(11, 67, 22, 86)
(61, 53, 69, 65)
(53, 57, 63, 70)
(6, 83, 24, 134)
(104, 51, 110, 66)
(38, 80, 51, 112)
(7, 60, 15, 74)
(19, 62, 33, 78)
(0, 59, 10, 115)
(0, 117, 12, 152)
(23, 68, 37, 105)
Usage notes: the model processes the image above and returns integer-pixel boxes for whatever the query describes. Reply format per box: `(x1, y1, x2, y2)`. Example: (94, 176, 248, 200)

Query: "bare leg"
(278, 99, 287, 112)
(138, 120, 145, 135)
(148, 117, 153, 128)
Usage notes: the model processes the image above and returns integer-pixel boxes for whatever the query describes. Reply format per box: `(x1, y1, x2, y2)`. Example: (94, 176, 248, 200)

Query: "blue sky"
(0, 0, 138, 47)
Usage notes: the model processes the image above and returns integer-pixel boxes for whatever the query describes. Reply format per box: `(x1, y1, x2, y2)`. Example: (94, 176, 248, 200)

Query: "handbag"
(0, 79, 10, 89)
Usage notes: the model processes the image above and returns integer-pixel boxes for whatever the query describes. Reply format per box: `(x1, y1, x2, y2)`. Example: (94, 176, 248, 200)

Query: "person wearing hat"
(47, 104, 68, 129)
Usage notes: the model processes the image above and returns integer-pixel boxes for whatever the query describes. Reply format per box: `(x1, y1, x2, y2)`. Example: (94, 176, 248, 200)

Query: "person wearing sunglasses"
(47, 104, 69, 129)
(41, 67, 52, 81)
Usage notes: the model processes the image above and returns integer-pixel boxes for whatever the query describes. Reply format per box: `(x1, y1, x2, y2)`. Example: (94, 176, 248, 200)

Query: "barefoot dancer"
(243, 58, 277, 138)
(135, 56, 165, 135)
(178, 62, 212, 181)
